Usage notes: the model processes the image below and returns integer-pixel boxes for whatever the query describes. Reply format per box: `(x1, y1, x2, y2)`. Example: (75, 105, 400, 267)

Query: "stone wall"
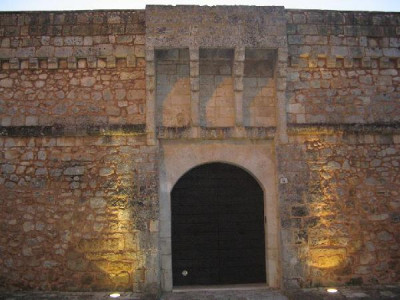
(278, 130, 400, 287)
(0, 10, 145, 127)
(0, 10, 159, 295)
(0, 135, 158, 292)
(286, 10, 400, 124)
(1, 5, 400, 295)
(280, 9, 400, 288)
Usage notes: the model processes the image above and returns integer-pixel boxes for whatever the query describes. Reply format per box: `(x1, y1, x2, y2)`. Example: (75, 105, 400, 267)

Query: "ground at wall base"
(284, 285, 400, 300)
(1, 285, 400, 299)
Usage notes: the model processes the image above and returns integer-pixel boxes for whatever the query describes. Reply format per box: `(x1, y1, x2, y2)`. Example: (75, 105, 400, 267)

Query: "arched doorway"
(171, 162, 266, 286)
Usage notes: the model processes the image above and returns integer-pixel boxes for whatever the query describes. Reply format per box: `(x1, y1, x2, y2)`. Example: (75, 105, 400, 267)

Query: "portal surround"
(159, 139, 281, 291)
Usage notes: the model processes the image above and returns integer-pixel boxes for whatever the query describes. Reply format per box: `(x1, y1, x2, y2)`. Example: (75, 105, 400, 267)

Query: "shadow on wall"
(199, 48, 235, 127)
(161, 77, 191, 127)
(156, 48, 191, 128)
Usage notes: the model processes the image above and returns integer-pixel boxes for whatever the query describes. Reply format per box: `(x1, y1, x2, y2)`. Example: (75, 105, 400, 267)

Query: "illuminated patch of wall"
(283, 133, 400, 287)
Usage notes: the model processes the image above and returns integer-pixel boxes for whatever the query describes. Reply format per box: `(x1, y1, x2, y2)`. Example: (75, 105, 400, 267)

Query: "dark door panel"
(171, 163, 266, 286)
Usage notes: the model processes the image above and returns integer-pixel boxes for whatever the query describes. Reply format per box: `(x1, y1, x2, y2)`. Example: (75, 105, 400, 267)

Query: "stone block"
(54, 46, 73, 58)
(35, 46, 54, 58)
(64, 166, 84, 176)
(81, 76, 96, 87)
(233, 61, 244, 76)
(0, 48, 14, 59)
(2, 164, 16, 174)
(290, 56, 300, 67)
(297, 24, 318, 35)
(349, 47, 364, 58)
(95, 44, 113, 56)
(20, 60, 29, 69)
(78, 236, 124, 252)
(235, 47, 245, 62)
(383, 47, 400, 57)
(288, 103, 305, 114)
(9, 58, 19, 69)
(305, 35, 327, 45)
(331, 46, 348, 58)
(135, 45, 145, 58)
(48, 57, 58, 69)
(127, 54, 136, 67)
(344, 57, 353, 68)
(308, 56, 318, 68)
(379, 57, 391, 68)
(15, 47, 35, 58)
(288, 35, 304, 45)
(106, 56, 116, 68)
(361, 57, 371, 68)
(365, 47, 383, 57)
(146, 61, 155, 76)
(0, 78, 13, 88)
(310, 248, 346, 269)
(146, 49, 155, 62)
(25, 116, 38, 126)
(83, 36, 93, 46)
(67, 56, 77, 69)
(89, 197, 106, 208)
(234, 77, 243, 91)
(64, 36, 83, 46)
(87, 56, 97, 68)
(115, 45, 132, 57)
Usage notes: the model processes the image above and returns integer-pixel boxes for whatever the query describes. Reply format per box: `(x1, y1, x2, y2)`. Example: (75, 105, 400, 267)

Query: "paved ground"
(1, 285, 400, 299)
(161, 288, 287, 300)
(0, 292, 142, 300)
(284, 285, 400, 300)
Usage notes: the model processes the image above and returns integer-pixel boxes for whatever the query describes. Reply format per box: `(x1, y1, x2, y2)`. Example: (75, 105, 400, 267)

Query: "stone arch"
(159, 140, 280, 291)
(171, 160, 266, 193)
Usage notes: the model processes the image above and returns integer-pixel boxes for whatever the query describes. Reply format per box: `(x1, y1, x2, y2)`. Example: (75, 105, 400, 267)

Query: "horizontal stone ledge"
(0, 55, 140, 70)
(288, 122, 400, 135)
(0, 124, 146, 137)
(156, 126, 276, 140)
(290, 56, 400, 69)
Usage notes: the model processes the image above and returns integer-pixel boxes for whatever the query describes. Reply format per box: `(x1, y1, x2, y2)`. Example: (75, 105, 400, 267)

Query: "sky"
(0, 0, 400, 12)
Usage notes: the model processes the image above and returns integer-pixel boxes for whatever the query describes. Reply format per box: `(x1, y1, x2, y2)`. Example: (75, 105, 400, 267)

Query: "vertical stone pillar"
(234, 47, 245, 127)
(146, 48, 156, 145)
(275, 47, 288, 144)
(190, 47, 200, 137)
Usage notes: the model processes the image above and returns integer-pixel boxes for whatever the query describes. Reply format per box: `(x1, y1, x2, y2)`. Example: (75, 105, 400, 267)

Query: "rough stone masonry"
(0, 5, 399, 298)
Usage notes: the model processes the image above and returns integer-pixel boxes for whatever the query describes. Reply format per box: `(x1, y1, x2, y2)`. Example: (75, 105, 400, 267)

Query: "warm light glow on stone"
(327, 288, 338, 293)
(309, 248, 346, 269)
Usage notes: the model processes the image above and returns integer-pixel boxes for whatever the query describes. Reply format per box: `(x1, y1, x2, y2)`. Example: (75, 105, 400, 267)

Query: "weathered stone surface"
(63, 166, 85, 176)
(0, 134, 156, 292)
(0, 78, 13, 88)
(0, 6, 400, 296)
(279, 137, 400, 288)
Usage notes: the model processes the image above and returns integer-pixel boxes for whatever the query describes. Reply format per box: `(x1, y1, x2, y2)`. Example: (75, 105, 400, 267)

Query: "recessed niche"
(199, 48, 235, 127)
(155, 48, 191, 127)
(243, 49, 277, 127)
